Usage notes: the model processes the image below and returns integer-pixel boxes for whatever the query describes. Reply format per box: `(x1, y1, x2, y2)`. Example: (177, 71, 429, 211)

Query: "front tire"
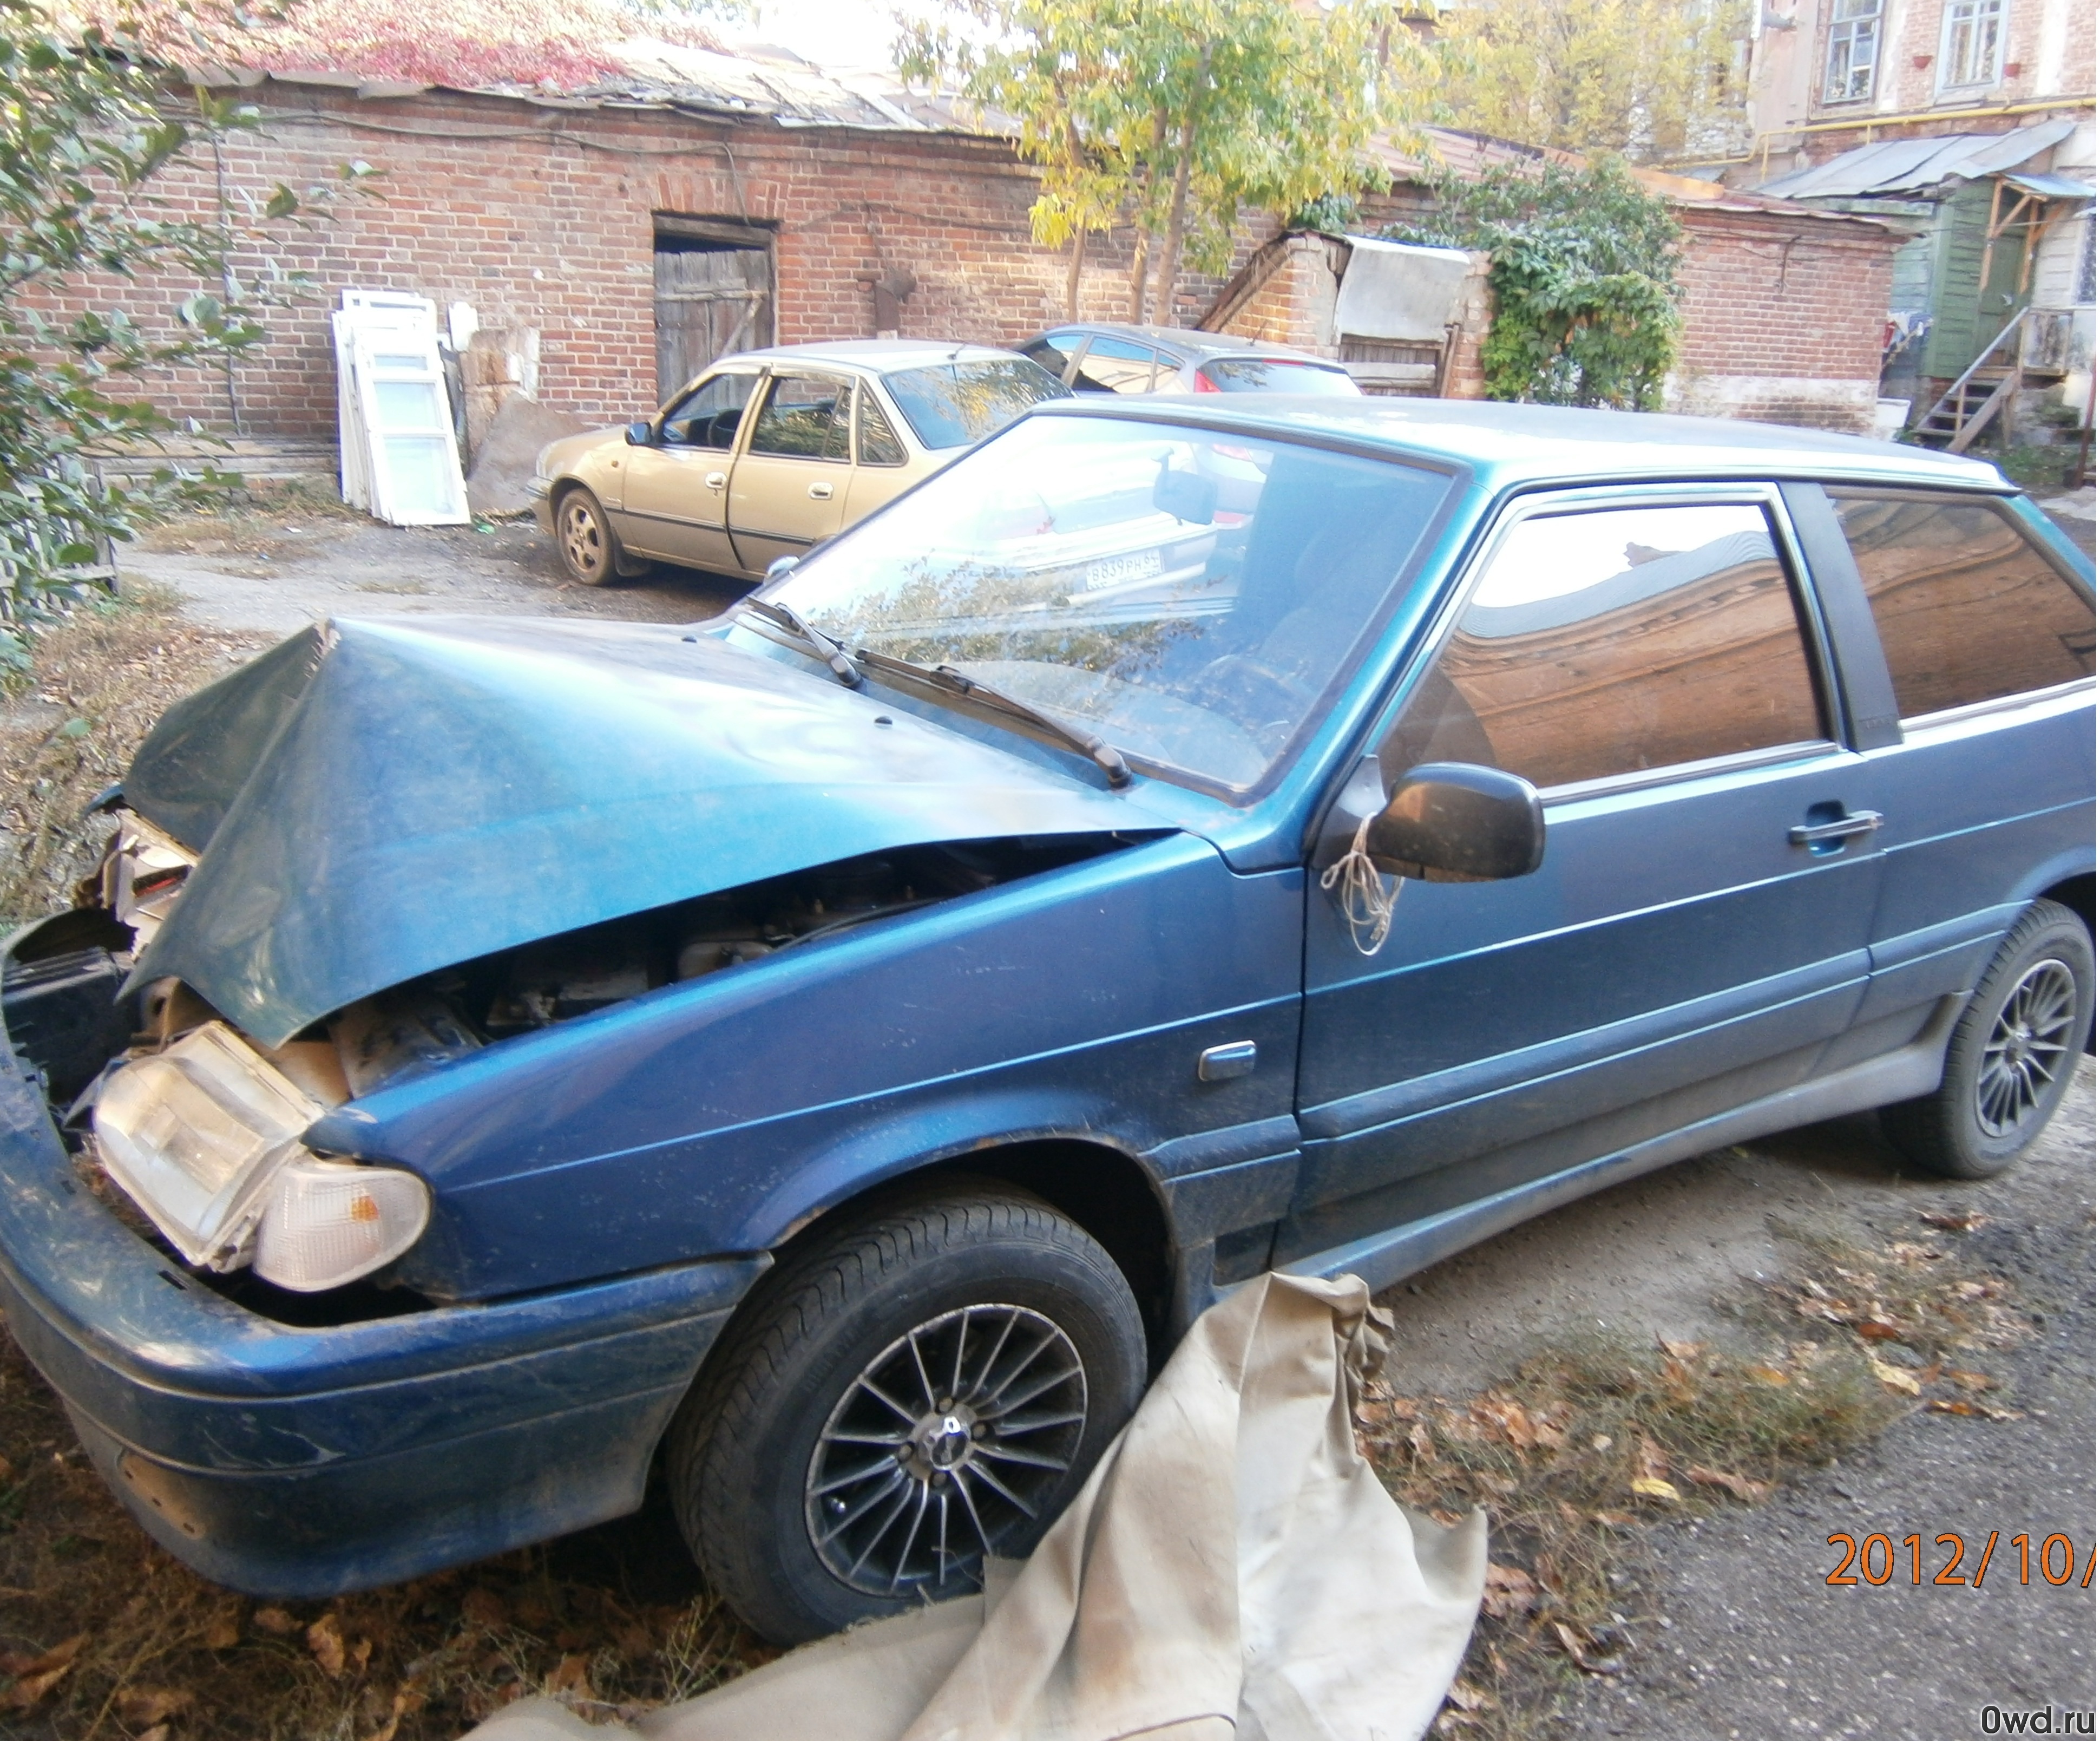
(1880, 899, 2094, 1179)
(665, 1182, 1146, 1645)
(554, 487, 640, 586)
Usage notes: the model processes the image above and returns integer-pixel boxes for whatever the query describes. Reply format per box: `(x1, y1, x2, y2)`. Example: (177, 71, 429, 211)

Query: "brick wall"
(1665, 204, 1899, 429)
(1802, 0, 2094, 134)
(36, 80, 1237, 438)
(37, 78, 1905, 441)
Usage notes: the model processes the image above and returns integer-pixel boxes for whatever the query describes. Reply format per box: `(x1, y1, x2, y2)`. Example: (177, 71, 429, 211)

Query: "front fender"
(331, 835, 1305, 1300)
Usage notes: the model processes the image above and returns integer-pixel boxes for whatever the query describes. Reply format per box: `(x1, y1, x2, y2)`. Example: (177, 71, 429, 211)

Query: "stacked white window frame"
(1939, 0, 2005, 89)
(1824, 0, 1884, 102)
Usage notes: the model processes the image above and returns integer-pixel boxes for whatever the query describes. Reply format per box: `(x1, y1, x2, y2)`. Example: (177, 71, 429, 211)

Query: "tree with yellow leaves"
(1434, 0, 1753, 162)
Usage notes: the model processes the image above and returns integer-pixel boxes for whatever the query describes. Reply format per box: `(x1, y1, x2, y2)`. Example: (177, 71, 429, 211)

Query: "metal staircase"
(1912, 310, 2032, 453)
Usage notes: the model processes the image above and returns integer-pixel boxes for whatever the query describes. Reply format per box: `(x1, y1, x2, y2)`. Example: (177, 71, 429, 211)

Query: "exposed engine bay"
(1, 817, 1136, 1304)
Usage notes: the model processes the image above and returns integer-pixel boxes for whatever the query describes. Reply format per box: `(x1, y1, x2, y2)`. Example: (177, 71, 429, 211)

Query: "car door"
(727, 371, 853, 574)
(843, 382, 917, 522)
(1794, 483, 2096, 1056)
(1278, 486, 1887, 1264)
(613, 369, 758, 571)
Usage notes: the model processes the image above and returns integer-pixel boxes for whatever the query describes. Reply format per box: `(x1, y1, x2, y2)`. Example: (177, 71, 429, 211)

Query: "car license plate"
(1084, 548, 1164, 592)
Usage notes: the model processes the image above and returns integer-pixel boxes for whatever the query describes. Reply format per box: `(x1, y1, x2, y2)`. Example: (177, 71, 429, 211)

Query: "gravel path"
(1559, 1068, 2096, 1740)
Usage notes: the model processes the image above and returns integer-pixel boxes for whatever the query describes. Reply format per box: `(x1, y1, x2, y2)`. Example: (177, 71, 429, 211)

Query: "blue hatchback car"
(0, 399, 2091, 1644)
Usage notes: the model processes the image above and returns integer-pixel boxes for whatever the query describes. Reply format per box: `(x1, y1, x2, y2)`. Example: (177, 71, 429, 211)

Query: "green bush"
(1388, 156, 1682, 410)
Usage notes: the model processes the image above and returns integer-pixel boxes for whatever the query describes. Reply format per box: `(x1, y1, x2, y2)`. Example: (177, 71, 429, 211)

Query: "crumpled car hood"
(125, 616, 1163, 1048)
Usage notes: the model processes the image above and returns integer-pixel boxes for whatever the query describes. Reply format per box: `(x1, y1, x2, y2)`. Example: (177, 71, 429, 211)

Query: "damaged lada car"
(0, 398, 2091, 1645)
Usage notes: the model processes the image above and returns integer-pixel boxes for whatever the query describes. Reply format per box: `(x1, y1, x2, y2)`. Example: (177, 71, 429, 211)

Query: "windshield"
(1197, 357, 1361, 395)
(765, 413, 1452, 793)
(882, 358, 1072, 449)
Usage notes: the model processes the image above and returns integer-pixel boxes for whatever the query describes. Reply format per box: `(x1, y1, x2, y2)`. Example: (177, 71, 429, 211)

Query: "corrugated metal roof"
(2003, 171, 2097, 201)
(1756, 121, 2077, 199)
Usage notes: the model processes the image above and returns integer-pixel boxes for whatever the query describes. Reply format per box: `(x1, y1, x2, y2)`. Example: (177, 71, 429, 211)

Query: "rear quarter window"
(1829, 492, 2096, 721)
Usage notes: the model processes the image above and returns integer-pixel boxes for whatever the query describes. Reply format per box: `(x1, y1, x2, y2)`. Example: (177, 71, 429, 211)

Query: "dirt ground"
(124, 490, 749, 635)
(0, 493, 2089, 1739)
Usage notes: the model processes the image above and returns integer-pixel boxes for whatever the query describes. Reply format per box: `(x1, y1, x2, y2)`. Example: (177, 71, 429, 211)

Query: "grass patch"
(0, 1322, 773, 1739)
(0, 591, 265, 927)
(1373, 1215, 2033, 1739)
(1991, 442, 2083, 496)
(135, 480, 361, 563)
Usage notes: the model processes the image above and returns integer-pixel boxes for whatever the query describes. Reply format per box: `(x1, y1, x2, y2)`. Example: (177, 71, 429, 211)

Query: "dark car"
(1019, 321, 1361, 396)
(0, 400, 2091, 1649)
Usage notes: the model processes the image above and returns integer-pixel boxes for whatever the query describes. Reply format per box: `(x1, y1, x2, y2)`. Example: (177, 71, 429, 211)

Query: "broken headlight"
(93, 1022, 429, 1291)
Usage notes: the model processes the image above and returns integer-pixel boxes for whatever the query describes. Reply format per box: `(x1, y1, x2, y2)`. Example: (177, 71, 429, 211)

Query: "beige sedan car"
(531, 341, 1071, 585)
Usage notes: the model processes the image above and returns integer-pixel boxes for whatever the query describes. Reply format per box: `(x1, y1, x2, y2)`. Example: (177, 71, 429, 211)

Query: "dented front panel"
(125, 616, 1171, 1048)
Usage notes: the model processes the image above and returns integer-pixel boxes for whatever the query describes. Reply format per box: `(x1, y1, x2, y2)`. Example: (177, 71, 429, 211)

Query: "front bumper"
(0, 982, 762, 1596)
(529, 476, 554, 534)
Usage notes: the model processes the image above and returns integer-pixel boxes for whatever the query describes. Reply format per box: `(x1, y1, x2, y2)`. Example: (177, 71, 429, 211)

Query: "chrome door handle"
(704, 471, 727, 490)
(1788, 809, 1883, 846)
(808, 481, 834, 500)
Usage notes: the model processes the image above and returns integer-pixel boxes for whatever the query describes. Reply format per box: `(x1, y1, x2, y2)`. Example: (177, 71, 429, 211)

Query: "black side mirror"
(625, 421, 654, 447)
(1367, 761, 1545, 881)
(1153, 467, 1218, 525)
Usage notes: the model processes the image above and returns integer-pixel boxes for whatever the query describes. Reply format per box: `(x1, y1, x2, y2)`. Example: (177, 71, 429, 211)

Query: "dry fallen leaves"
(1480, 1562, 1538, 1620)
(547, 1652, 594, 1697)
(1630, 1476, 1681, 1502)
(1927, 1398, 2024, 1421)
(1683, 1464, 1772, 1503)
(0, 1634, 84, 1709)
(307, 1612, 347, 1677)
(1921, 1209, 1989, 1233)
(462, 1586, 511, 1629)
(201, 1601, 244, 1651)
(117, 1686, 195, 1727)
(1445, 1677, 1495, 1712)
(1551, 1620, 1625, 1675)
(1869, 1358, 1922, 1396)
(251, 1605, 300, 1636)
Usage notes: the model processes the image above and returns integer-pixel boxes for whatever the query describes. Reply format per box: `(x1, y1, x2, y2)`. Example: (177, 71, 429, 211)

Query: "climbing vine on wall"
(1388, 157, 1682, 410)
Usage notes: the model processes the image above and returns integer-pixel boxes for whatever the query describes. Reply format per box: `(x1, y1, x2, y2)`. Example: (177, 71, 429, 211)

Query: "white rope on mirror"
(1319, 813, 1402, 957)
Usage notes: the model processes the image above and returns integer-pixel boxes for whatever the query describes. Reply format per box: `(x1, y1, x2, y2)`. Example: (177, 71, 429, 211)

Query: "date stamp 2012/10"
(1826, 1530, 2096, 1588)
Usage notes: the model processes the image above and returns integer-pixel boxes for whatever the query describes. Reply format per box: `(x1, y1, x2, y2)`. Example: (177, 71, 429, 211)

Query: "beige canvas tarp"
(465, 1272, 1486, 1741)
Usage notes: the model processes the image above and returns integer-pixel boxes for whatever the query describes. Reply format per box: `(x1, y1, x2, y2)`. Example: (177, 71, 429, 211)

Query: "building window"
(1939, 0, 2004, 88)
(1823, 0, 1882, 101)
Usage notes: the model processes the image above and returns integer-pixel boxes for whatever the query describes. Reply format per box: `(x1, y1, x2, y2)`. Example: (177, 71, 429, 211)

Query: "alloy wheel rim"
(805, 1303, 1087, 1599)
(561, 502, 603, 577)
(1975, 957, 2078, 1138)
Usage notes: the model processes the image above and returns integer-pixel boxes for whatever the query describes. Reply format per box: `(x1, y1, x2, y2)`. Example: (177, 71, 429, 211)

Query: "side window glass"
(659, 372, 754, 450)
(1021, 336, 1081, 384)
(748, 376, 851, 460)
(1075, 336, 1159, 394)
(856, 390, 908, 467)
(1829, 492, 2095, 719)
(1383, 502, 1828, 790)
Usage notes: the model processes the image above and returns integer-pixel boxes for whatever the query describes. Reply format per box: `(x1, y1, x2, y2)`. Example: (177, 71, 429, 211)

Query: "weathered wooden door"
(654, 240, 773, 405)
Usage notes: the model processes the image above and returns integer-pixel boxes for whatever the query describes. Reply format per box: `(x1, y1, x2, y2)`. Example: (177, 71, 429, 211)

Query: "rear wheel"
(555, 487, 640, 585)
(1880, 899, 2094, 1179)
(665, 1182, 1146, 1645)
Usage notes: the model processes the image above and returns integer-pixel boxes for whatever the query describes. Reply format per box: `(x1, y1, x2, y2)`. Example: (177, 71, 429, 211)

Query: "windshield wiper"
(738, 598, 862, 688)
(851, 647, 1132, 789)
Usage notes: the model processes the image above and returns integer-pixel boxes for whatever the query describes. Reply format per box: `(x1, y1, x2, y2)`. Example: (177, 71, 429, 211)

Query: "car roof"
(1039, 322, 1344, 366)
(1029, 394, 2011, 492)
(719, 340, 1031, 374)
